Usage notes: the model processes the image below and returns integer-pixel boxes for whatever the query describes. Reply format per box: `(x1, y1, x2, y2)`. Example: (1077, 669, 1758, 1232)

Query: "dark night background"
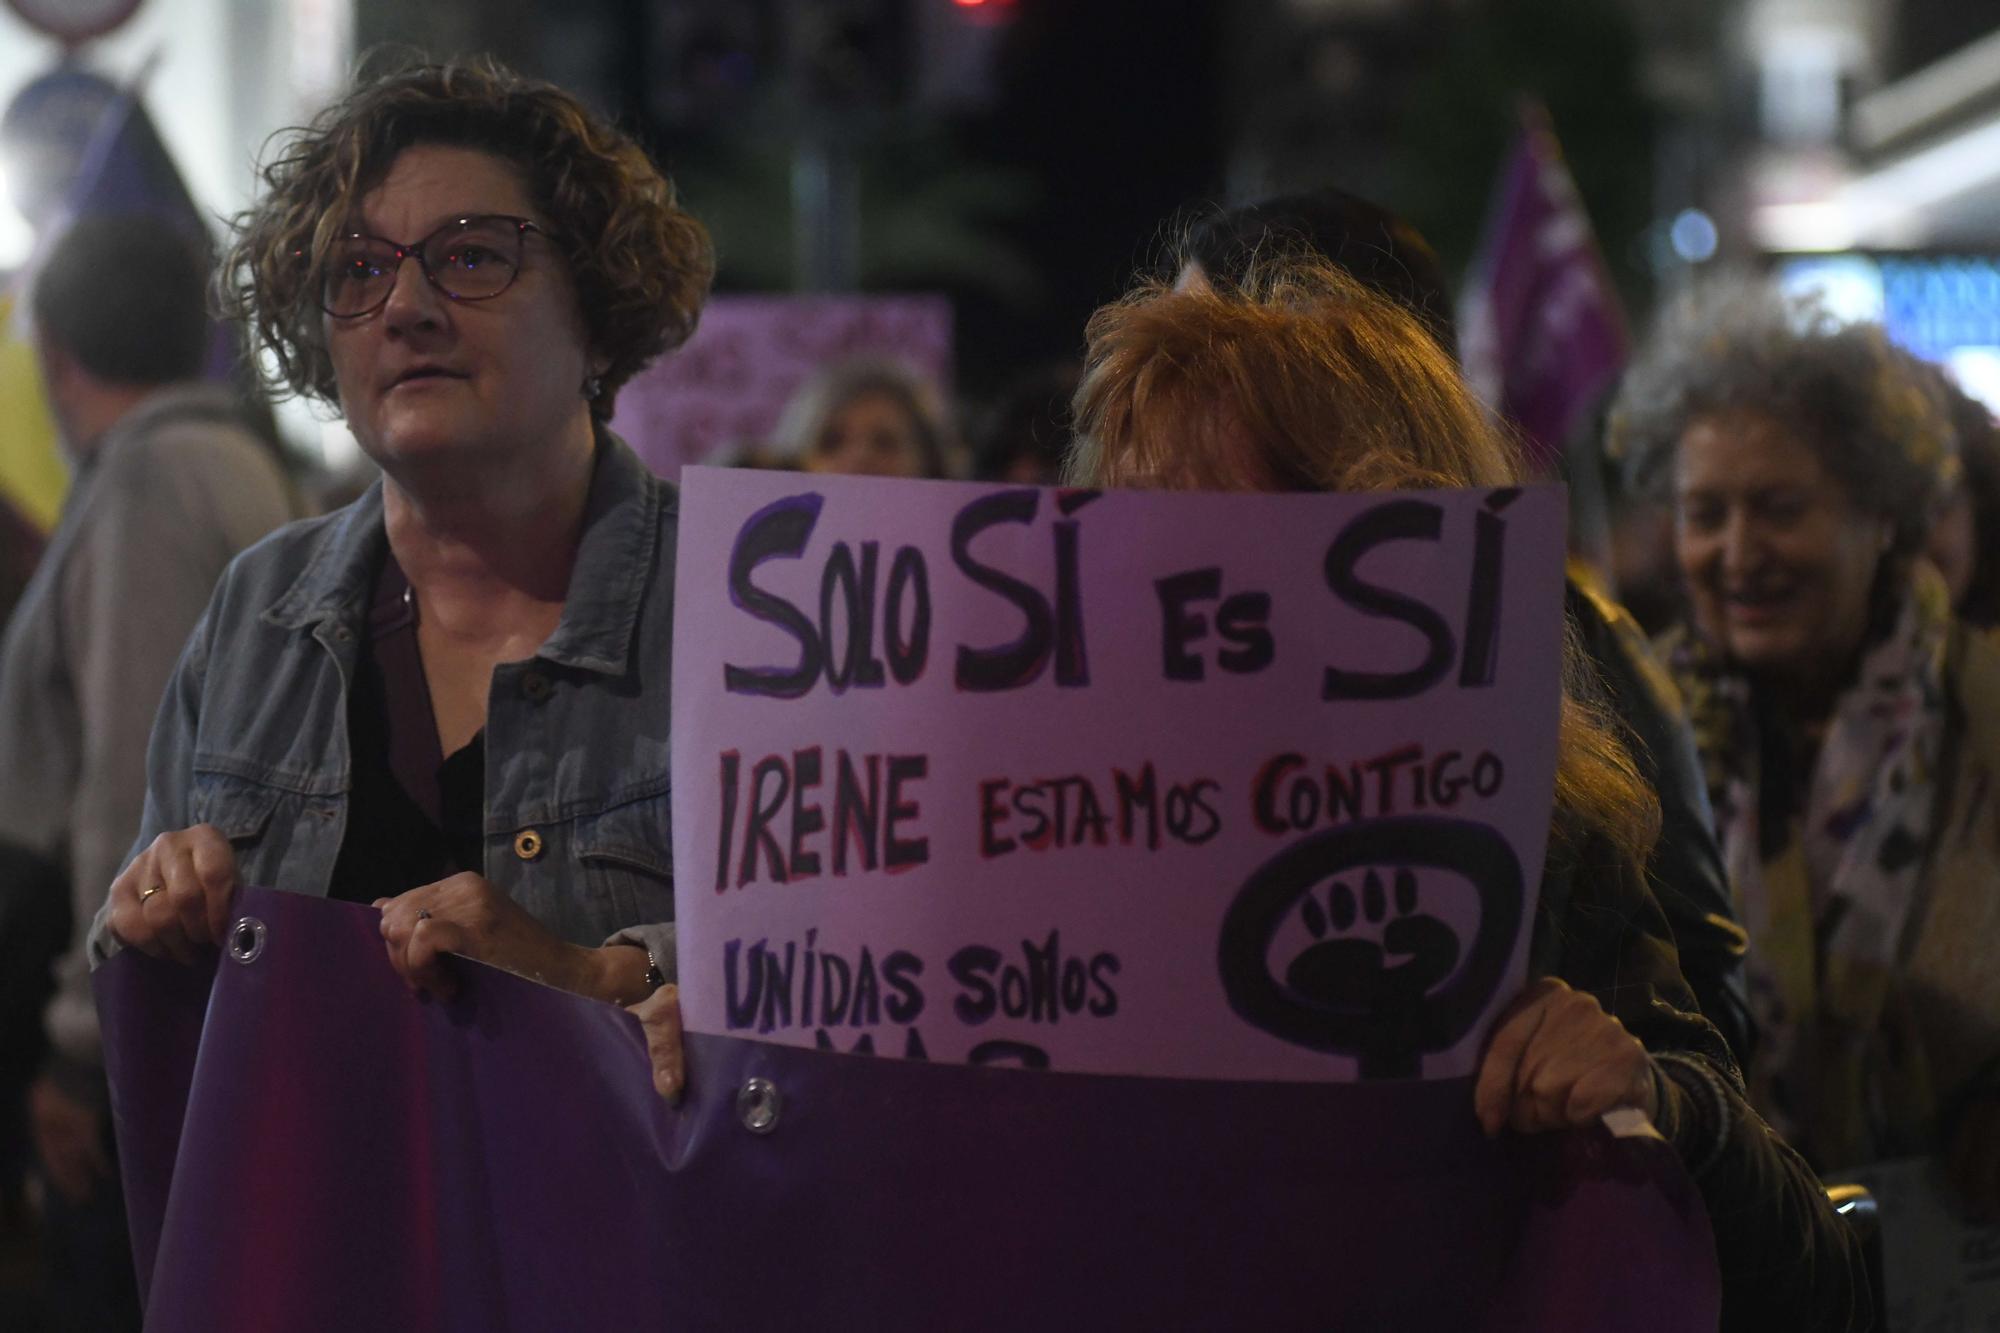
(351, 0, 1705, 403)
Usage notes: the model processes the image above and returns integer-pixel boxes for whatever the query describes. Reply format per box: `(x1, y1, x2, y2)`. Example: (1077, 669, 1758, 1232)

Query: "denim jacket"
(88, 434, 678, 976)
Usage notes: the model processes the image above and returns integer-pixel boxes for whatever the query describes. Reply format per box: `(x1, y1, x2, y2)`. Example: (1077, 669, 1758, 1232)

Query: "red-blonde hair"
(1070, 259, 1659, 866)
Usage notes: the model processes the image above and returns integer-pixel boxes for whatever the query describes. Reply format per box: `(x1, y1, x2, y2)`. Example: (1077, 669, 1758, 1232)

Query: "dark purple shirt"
(325, 553, 484, 902)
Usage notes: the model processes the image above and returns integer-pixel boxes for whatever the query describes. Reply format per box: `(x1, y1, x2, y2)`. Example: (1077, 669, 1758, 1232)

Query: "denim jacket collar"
(260, 431, 665, 679)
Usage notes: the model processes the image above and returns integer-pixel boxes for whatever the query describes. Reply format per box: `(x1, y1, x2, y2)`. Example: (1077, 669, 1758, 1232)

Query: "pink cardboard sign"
(609, 294, 953, 476)
(669, 469, 1567, 1081)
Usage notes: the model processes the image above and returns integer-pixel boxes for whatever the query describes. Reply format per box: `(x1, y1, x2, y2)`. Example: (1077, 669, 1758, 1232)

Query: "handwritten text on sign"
(670, 469, 1567, 1081)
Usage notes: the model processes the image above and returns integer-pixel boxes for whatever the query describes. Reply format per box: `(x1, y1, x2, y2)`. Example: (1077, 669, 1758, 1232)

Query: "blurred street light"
(1669, 207, 1717, 262)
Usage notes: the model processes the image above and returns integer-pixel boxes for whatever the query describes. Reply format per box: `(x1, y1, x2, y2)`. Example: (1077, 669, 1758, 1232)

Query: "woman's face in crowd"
(807, 391, 929, 478)
(325, 144, 596, 476)
(1674, 411, 1888, 687)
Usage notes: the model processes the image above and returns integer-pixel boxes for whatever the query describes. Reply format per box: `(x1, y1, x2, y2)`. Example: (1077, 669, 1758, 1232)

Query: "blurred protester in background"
(1927, 374, 2000, 630)
(0, 74, 127, 649)
(94, 55, 710, 1124)
(1613, 293, 2000, 1211)
(1175, 188, 1753, 1069)
(1599, 475, 1683, 636)
(1068, 255, 1868, 1333)
(0, 505, 46, 633)
(0, 214, 299, 1330)
(970, 363, 1078, 486)
(772, 356, 957, 479)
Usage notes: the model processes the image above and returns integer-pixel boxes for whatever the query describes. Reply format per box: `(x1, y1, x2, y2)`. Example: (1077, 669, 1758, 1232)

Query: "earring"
(583, 375, 604, 400)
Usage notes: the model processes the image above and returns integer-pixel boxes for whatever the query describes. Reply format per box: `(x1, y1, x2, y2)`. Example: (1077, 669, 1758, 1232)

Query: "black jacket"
(1537, 818, 1872, 1331)
(1567, 578, 1756, 1066)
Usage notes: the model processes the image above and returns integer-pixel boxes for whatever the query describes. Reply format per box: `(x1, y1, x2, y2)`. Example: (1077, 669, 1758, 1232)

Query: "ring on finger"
(416, 908, 432, 922)
(139, 883, 164, 903)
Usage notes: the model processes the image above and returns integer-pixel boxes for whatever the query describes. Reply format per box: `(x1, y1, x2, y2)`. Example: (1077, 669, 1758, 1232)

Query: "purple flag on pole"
(58, 68, 206, 239)
(1459, 103, 1629, 474)
(97, 888, 1720, 1331)
(20, 59, 236, 382)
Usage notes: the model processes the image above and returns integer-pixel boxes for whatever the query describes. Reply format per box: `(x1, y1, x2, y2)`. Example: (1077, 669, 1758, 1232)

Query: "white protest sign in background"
(610, 295, 952, 475)
(670, 468, 1567, 1082)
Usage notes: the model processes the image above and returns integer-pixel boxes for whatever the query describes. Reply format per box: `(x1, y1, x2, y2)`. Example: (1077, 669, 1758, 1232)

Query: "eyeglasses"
(317, 214, 550, 319)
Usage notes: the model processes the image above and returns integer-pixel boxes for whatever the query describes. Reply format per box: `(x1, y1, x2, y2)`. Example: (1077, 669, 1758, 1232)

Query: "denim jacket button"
(520, 671, 552, 703)
(514, 829, 545, 861)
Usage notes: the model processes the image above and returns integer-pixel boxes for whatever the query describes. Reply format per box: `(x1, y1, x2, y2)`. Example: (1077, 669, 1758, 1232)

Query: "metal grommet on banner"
(227, 917, 267, 965)
(736, 1078, 782, 1135)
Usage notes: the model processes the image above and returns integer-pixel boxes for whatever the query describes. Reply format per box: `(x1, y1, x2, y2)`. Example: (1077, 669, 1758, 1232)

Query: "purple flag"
(58, 74, 206, 241)
(97, 887, 1719, 1331)
(1459, 104, 1629, 474)
(22, 60, 237, 382)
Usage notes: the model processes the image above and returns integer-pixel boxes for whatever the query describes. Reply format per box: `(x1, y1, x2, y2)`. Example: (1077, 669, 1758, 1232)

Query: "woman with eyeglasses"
(90, 59, 710, 1100)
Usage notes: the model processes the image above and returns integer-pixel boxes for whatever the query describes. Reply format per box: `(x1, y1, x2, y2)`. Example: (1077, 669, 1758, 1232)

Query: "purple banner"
(1459, 103, 1629, 472)
(98, 887, 1719, 1330)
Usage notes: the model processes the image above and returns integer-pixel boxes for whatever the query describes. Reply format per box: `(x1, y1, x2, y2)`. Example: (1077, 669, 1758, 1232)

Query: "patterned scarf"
(1665, 570, 1952, 1166)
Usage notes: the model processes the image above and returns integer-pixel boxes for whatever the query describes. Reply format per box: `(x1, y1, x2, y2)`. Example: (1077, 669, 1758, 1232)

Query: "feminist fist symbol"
(1218, 817, 1522, 1079)
(1285, 868, 1462, 1075)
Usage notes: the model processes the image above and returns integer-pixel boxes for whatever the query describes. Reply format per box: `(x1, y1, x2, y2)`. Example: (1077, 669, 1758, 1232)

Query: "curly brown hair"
(220, 56, 713, 420)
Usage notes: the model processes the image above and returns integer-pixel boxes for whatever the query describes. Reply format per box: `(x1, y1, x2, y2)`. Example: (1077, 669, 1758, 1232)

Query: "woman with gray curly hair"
(92, 57, 713, 1100)
(1612, 292, 2000, 1208)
